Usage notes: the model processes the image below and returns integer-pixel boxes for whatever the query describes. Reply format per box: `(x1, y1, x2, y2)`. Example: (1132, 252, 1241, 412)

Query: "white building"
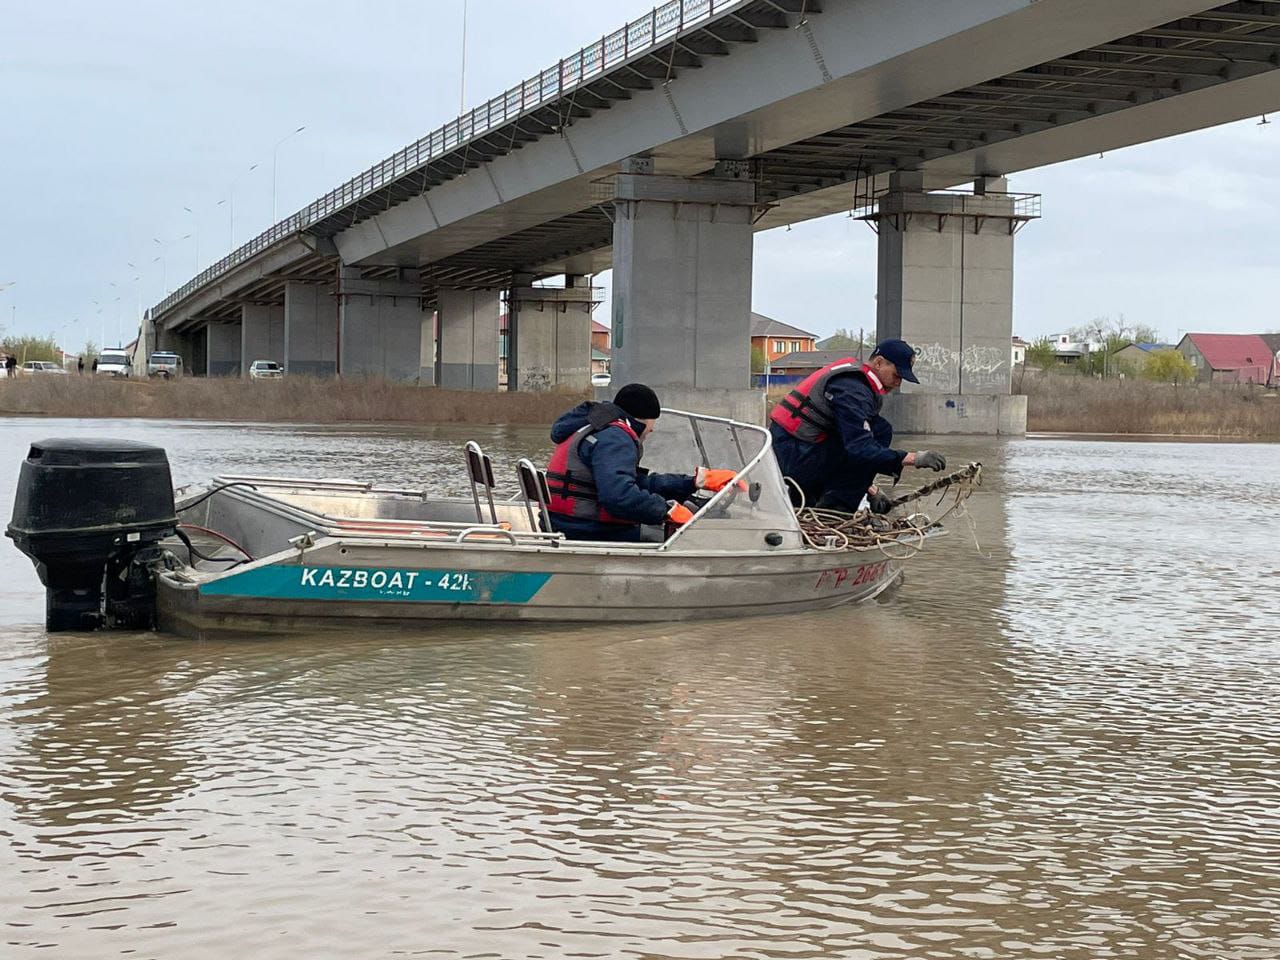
(1047, 332, 1102, 365)
(1011, 336, 1027, 366)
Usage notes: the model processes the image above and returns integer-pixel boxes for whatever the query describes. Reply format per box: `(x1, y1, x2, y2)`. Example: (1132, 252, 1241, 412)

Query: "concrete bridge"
(147, 0, 1280, 431)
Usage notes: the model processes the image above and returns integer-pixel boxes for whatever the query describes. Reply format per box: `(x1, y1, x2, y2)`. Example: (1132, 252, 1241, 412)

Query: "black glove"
(913, 451, 946, 472)
(867, 492, 893, 514)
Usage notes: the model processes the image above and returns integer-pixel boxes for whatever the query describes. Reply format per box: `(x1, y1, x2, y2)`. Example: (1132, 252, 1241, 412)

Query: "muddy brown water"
(2, 417, 1278, 959)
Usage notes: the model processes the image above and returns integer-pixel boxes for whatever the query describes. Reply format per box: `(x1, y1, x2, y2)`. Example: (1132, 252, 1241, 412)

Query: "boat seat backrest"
(463, 441, 498, 524)
(516, 458, 552, 533)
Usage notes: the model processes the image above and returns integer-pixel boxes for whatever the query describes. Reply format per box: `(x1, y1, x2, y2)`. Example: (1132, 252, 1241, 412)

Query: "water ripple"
(1, 423, 1278, 958)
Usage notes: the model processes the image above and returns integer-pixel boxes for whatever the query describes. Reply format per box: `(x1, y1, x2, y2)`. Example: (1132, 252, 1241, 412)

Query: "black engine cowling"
(6, 439, 177, 631)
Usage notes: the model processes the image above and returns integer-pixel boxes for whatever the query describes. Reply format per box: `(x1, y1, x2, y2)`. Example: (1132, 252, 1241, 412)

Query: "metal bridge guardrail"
(855, 189, 1042, 235)
(855, 189, 1043, 221)
(153, 0, 747, 319)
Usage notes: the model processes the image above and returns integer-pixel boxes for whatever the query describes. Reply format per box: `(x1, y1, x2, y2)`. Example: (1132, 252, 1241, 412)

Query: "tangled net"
(793, 462, 983, 557)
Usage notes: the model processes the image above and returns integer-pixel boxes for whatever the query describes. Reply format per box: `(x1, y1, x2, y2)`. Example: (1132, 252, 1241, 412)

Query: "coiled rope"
(792, 462, 982, 556)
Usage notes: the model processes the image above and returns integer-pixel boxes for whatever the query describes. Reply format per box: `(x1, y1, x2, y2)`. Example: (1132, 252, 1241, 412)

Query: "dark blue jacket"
(771, 373, 907, 512)
(548, 401, 696, 541)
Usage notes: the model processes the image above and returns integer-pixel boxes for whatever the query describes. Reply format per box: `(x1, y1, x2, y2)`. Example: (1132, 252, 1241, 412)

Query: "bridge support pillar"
(338, 268, 425, 382)
(507, 276, 599, 392)
(874, 172, 1031, 435)
(284, 282, 337, 377)
(187, 330, 208, 379)
(609, 161, 761, 422)
(206, 322, 241, 377)
(137, 311, 156, 368)
(436, 289, 500, 391)
(156, 326, 182, 355)
(241, 303, 285, 374)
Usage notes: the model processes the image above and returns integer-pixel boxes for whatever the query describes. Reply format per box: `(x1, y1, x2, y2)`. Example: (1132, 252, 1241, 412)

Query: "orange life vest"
(769, 359, 884, 443)
(546, 419, 642, 525)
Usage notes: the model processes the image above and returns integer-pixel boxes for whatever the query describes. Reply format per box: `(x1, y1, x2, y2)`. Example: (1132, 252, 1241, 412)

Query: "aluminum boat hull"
(157, 537, 906, 637)
(151, 409, 942, 637)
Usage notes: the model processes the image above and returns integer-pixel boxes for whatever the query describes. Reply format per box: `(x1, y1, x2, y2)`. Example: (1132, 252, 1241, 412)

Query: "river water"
(1, 417, 1278, 959)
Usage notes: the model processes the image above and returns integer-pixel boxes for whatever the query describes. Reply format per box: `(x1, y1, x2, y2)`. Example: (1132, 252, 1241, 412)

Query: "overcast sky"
(3, 0, 1277, 351)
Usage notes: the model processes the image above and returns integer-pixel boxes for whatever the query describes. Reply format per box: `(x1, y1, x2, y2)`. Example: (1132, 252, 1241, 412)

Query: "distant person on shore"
(91, 357, 98, 373)
(4, 354, 15, 377)
(769, 338, 948, 514)
(77, 356, 84, 375)
(544, 383, 740, 542)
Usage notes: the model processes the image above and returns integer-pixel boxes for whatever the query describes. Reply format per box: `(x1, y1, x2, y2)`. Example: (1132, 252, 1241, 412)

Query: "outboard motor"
(6, 439, 177, 632)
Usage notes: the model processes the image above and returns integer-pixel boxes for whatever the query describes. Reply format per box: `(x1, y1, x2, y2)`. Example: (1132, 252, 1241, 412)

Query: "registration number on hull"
(814, 561, 890, 591)
(201, 565, 550, 604)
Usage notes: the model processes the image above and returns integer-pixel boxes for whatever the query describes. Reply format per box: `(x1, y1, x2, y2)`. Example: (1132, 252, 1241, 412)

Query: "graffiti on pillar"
(959, 345, 1008, 390)
(908, 342, 1008, 390)
(520, 366, 552, 392)
(911, 342, 960, 390)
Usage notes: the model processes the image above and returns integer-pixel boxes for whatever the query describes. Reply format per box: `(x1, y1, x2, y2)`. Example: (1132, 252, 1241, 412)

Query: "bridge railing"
(154, 0, 749, 319)
(855, 189, 1043, 235)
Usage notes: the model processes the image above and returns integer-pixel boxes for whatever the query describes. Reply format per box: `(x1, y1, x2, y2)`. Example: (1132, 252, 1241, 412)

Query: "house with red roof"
(751, 312, 818, 364)
(590, 319, 611, 376)
(1176, 333, 1276, 385)
(1262, 333, 1280, 388)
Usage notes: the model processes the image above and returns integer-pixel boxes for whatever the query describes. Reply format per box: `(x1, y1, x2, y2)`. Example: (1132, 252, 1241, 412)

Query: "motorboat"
(7, 409, 972, 637)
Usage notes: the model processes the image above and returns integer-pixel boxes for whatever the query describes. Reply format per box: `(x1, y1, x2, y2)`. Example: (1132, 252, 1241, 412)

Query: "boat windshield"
(639, 408, 803, 551)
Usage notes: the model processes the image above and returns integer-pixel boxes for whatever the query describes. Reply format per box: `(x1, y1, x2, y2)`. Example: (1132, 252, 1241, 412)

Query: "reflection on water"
(1, 419, 1278, 958)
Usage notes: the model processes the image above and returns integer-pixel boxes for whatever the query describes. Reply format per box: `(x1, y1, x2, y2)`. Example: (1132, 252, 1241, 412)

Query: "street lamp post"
(219, 162, 260, 251)
(108, 282, 120, 346)
(152, 235, 191, 299)
(152, 239, 167, 299)
(183, 206, 200, 273)
(460, 0, 469, 114)
(0, 282, 13, 336)
(127, 263, 148, 358)
(63, 317, 80, 363)
(272, 125, 307, 223)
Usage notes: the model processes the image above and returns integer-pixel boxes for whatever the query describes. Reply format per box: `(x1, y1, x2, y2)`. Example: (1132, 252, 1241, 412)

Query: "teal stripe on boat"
(201, 565, 550, 604)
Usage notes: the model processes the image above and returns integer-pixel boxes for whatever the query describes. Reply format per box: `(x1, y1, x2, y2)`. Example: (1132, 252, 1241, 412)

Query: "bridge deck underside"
(169, 1, 1280, 324)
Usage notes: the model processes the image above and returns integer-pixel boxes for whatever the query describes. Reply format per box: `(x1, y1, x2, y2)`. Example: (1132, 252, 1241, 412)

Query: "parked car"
(95, 349, 132, 378)
(248, 360, 284, 380)
(147, 352, 183, 379)
(590, 372, 612, 388)
(21, 360, 68, 375)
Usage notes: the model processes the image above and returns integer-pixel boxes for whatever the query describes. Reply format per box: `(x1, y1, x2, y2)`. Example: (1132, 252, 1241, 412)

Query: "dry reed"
(3, 372, 1276, 438)
(1022, 373, 1280, 439)
(768, 376, 1280, 438)
(0, 375, 589, 426)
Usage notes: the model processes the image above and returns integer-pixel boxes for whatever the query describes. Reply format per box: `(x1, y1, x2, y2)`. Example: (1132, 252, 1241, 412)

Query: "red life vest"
(546, 419, 642, 525)
(769, 359, 885, 443)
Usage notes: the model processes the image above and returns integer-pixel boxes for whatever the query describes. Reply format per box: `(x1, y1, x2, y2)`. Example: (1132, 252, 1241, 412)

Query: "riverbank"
(0, 376, 588, 425)
(3, 373, 1277, 438)
(1022, 374, 1280, 440)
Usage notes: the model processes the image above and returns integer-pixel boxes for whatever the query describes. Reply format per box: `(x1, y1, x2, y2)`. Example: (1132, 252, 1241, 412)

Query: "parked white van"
(96, 349, 132, 378)
(147, 352, 183, 379)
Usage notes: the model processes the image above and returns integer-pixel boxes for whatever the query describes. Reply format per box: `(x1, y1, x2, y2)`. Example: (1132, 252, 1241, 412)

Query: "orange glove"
(666, 501, 695, 525)
(695, 467, 747, 493)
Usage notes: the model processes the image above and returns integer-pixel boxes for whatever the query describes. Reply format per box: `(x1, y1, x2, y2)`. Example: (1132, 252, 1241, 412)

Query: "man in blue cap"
(768, 337, 947, 514)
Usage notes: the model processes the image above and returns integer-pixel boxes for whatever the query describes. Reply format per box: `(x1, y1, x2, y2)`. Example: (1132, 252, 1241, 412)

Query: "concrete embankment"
(0, 376, 589, 425)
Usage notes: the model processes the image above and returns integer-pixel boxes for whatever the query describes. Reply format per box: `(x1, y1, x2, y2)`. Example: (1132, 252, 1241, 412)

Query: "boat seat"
(516, 458, 553, 534)
(463, 441, 498, 525)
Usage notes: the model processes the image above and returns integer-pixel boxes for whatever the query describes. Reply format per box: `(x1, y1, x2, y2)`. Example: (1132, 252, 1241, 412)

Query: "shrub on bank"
(0, 375, 589, 426)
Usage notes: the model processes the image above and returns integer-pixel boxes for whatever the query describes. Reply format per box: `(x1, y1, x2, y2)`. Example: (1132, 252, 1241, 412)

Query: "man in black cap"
(544, 383, 741, 542)
(768, 337, 947, 514)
